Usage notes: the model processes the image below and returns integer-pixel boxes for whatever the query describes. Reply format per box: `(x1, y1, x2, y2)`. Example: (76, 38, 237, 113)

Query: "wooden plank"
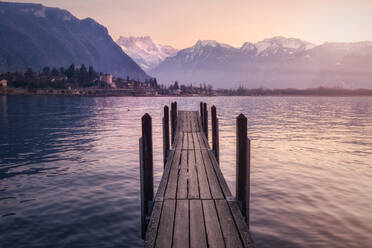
(165, 150, 181, 199)
(155, 150, 175, 200)
(187, 133, 194, 150)
(194, 111, 200, 132)
(177, 150, 188, 199)
(172, 131, 181, 149)
(173, 200, 189, 248)
(174, 131, 184, 150)
(190, 200, 207, 248)
(197, 131, 210, 149)
(182, 130, 188, 149)
(202, 200, 225, 248)
(206, 150, 233, 198)
(144, 200, 163, 248)
(195, 149, 212, 199)
(201, 149, 224, 199)
(192, 132, 201, 150)
(155, 200, 176, 248)
(188, 149, 200, 199)
(227, 200, 255, 248)
(215, 200, 243, 248)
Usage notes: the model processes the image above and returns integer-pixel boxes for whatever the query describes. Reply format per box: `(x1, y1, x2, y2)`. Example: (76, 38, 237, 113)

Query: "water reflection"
(0, 96, 371, 248)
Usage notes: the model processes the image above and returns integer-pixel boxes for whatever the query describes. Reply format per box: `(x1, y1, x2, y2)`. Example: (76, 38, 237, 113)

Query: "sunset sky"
(6, 0, 372, 48)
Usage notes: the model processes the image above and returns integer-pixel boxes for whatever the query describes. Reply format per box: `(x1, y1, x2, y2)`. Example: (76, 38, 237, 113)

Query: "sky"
(5, 0, 372, 49)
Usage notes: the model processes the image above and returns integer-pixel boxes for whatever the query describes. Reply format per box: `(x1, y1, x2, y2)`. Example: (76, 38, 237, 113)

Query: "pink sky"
(6, 0, 372, 48)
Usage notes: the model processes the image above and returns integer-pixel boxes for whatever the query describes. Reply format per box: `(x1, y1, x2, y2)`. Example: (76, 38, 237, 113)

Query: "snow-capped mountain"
(116, 36, 178, 72)
(151, 37, 372, 89)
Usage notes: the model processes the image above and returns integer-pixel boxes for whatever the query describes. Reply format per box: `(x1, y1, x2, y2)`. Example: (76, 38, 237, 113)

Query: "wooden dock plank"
(155, 200, 176, 248)
(202, 200, 225, 248)
(190, 200, 207, 248)
(177, 150, 188, 199)
(206, 150, 233, 198)
(173, 200, 189, 248)
(155, 150, 176, 200)
(165, 150, 181, 199)
(187, 133, 194, 150)
(188, 149, 200, 199)
(192, 132, 201, 150)
(227, 200, 255, 248)
(195, 149, 212, 199)
(182, 130, 188, 149)
(215, 200, 243, 248)
(201, 149, 224, 199)
(144, 200, 163, 248)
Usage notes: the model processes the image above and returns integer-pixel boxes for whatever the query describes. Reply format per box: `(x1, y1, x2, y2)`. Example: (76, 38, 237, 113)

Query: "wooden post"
(236, 113, 251, 227)
(200, 102, 204, 127)
(171, 102, 175, 144)
(163, 105, 170, 167)
(203, 102, 208, 140)
(140, 113, 154, 239)
(174, 101, 177, 125)
(211, 105, 219, 163)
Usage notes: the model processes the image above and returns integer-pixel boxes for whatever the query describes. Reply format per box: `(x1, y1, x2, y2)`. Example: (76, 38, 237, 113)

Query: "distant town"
(0, 64, 217, 97)
(1, 64, 372, 97)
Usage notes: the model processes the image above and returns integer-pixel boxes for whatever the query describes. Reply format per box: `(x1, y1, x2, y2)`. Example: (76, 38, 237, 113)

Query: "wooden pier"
(139, 102, 255, 248)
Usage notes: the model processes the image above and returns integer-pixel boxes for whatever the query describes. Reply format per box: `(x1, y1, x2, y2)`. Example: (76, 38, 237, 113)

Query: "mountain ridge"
(151, 37, 372, 88)
(0, 2, 150, 80)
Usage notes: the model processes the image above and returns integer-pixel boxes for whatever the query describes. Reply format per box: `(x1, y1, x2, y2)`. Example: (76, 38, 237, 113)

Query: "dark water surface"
(1, 96, 371, 248)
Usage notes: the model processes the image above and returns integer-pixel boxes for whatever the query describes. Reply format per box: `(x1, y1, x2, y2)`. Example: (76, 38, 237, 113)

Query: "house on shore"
(0, 79, 7, 87)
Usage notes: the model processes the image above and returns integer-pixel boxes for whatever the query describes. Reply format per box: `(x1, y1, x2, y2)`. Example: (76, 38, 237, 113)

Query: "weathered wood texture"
(145, 110, 254, 248)
(163, 105, 170, 166)
(140, 114, 154, 239)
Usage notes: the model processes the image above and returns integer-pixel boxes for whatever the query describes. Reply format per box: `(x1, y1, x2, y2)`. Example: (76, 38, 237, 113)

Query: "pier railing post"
(174, 101, 177, 125)
(200, 102, 204, 129)
(140, 113, 154, 239)
(203, 102, 208, 140)
(171, 102, 175, 144)
(163, 105, 170, 167)
(211, 105, 219, 164)
(236, 114, 251, 227)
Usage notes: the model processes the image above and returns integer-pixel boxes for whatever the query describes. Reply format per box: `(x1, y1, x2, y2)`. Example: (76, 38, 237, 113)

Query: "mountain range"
(116, 36, 178, 72)
(0, 2, 150, 81)
(1, 1, 371, 89)
(150, 37, 372, 89)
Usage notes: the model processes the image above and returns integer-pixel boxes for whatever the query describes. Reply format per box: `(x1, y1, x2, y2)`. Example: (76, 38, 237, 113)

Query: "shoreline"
(1, 87, 372, 97)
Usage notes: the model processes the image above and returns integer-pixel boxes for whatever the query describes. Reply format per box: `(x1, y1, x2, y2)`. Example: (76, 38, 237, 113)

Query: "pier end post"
(140, 113, 154, 239)
(236, 113, 251, 227)
(171, 102, 175, 144)
(203, 102, 208, 140)
(174, 101, 177, 124)
(163, 105, 170, 167)
(211, 105, 219, 164)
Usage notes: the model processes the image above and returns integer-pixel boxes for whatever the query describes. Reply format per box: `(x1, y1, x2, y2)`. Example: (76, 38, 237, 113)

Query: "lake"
(1, 96, 371, 248)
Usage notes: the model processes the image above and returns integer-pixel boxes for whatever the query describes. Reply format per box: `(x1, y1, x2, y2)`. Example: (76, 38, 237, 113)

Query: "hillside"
(0, 2, 150, 81)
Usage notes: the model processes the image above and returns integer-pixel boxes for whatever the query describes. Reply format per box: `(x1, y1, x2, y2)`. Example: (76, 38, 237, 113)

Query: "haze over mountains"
(150, 37, 372, 89)
(0, 2, 150, 81)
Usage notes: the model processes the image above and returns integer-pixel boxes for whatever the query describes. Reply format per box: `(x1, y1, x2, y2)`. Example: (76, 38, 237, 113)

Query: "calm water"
(1, 96, 372, 248)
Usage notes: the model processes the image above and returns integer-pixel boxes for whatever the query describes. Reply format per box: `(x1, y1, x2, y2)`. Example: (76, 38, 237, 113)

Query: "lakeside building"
(0, 79, 7, 87)
(100, 74, 117, 88)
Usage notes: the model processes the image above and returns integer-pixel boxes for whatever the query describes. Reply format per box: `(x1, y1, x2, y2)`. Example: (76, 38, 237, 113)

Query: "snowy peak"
(116, 36, 178, 72)
(254, 36, 315, 56)
(194, 40, 233, 49)
(240, 42, 256, 54)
